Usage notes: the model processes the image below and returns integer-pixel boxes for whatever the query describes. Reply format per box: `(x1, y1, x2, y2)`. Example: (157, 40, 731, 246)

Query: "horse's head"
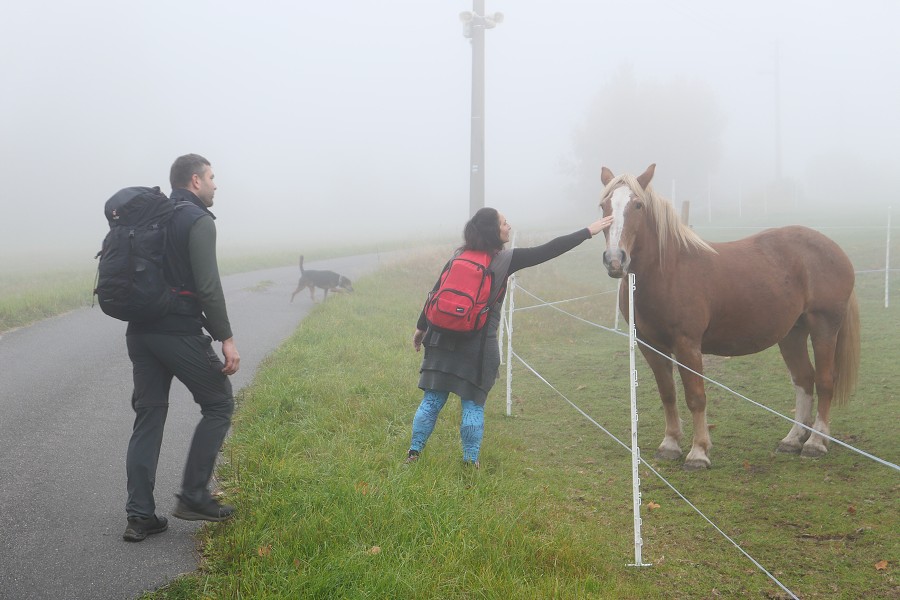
(598, 163, 656, 278)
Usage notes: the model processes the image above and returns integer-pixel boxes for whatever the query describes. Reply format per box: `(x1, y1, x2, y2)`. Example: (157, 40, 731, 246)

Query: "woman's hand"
(413, 328, 426, 352)
(588, 215, 614, 236)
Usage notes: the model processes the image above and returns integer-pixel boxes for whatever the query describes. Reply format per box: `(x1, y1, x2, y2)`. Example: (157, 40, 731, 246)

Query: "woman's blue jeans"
(410, 389, 484, 463)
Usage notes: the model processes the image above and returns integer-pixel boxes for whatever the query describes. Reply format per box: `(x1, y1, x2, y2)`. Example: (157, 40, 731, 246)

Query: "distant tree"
(566, 66, 726, 208)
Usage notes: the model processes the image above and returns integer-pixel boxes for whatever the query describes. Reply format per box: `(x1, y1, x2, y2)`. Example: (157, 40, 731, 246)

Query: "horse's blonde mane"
(602, 174, 716, 264)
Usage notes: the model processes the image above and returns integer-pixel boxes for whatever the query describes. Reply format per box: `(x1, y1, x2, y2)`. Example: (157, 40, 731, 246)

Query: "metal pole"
(627, 273, 651, 567)
(886, 207, 892, 309)
(469, 0, 486, 216)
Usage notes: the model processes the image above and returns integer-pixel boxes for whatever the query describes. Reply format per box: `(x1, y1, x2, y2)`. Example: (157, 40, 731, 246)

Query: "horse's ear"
(636, 164, 656, 190)
(601, 166, 615, 186)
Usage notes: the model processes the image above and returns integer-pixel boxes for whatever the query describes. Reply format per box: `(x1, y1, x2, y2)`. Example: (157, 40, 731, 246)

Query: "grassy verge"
(0, 255, 297, 334)
(0, 240, 425, 334)
(142, 248, 655, 599)
(0, 268, 96, 332)
(143, 236, 897, 599)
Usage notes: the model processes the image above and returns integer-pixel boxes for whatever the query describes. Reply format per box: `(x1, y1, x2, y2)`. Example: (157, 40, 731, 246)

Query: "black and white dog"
(290, 255, 353, 302)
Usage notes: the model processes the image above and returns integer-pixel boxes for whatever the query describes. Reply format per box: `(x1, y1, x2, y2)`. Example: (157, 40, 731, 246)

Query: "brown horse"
(599, 164, 860, 470)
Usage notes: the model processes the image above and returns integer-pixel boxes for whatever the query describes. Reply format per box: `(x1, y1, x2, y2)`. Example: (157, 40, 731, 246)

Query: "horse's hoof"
(655, 448, 682, 461)
(800, 444, 827, 458)
(776, 441, 802, 454)
(683, 459, 710, 471)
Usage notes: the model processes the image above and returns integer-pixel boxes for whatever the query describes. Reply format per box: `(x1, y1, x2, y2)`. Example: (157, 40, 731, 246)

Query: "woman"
(407, 208, 613, 467)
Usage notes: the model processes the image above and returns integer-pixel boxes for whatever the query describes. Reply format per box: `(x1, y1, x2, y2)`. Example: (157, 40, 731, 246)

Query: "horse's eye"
(634, 201, 644, 209)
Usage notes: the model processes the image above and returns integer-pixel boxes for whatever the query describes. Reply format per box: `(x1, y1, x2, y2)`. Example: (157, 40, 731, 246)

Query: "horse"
(598, 164, 860, 470)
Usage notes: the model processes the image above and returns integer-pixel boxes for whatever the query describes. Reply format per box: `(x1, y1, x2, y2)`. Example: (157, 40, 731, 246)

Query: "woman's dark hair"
(462, 207, 503, 252)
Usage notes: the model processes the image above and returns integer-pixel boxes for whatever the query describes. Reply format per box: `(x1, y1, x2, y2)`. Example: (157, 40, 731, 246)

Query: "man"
(123, 153, 241, 542)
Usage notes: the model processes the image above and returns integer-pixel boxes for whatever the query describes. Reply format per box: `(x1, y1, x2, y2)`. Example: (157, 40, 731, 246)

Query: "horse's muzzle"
(603, 249, 629, 278)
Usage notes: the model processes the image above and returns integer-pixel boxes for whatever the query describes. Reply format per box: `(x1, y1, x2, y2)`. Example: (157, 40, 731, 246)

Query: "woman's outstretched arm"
(508, 215, 611, 273)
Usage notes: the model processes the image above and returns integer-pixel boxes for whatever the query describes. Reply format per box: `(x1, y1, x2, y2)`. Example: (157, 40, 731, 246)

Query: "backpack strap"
(486, 249, 513, 306)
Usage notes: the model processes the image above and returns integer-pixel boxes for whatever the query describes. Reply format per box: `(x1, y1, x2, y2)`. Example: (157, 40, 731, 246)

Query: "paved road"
(0, 253, 393, 600)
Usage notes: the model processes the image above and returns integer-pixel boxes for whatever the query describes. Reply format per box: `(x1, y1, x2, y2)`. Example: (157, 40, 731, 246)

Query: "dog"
(290, 255, 353, 302)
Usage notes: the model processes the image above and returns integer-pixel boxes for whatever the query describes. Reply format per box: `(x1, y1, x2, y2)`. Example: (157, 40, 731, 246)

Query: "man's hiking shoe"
(123, 514, 168, 542)
(172, 496, 235, 522)
(404, 449, 420, 464)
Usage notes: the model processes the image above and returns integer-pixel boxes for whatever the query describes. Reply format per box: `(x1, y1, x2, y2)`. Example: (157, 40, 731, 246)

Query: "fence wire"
(512, 285, 899, 473)
(511, 348, 800, 600)
(505, 277, 898, 599)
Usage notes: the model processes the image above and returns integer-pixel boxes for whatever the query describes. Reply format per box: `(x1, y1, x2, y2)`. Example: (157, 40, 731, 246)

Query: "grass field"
(2, 221, 896, 598)
(0, 242, 409, 334)
(128, 224, 898, 600)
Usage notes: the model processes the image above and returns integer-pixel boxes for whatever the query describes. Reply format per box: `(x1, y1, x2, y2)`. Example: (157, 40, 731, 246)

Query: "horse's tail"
(833, 290, 860, 407)
(299, 254, 305, 274)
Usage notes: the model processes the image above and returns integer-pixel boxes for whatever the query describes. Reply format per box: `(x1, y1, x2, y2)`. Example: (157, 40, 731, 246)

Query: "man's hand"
(413, 329, 426, 352)
(221, 337, 240, 375)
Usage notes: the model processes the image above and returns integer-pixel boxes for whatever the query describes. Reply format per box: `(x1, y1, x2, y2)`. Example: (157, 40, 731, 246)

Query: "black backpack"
(93, 186, 184, 322)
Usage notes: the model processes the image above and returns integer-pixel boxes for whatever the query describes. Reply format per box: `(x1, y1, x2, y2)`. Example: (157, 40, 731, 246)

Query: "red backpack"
(424, 250, 503, 334)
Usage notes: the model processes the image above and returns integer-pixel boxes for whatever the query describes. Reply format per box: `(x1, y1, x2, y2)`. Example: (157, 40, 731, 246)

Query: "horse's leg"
(801, 318, 841, 458)
(674, 346, 711, 470)
(776, 326, 815, 454)
(640, 347, 682, 461)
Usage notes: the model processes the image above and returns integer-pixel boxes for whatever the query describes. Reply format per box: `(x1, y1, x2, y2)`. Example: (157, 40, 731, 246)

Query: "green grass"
(0, 268, 96, 332)
(142, 232, 897, 599)
(139, 249, 654, 599)
(0, 253, 299, 334)
(0, 240, 425, 334)
(5, 225, 896, 598)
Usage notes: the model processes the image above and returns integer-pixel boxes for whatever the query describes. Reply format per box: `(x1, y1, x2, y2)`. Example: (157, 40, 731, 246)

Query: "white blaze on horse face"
(607, 185, 632, 251)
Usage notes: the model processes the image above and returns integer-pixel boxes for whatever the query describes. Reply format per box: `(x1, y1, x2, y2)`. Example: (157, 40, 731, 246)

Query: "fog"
(2, 0, 898, 264)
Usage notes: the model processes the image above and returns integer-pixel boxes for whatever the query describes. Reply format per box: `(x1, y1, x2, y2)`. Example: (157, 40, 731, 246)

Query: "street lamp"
(459, 10, 503, 38)
(459, 2, 503, 217)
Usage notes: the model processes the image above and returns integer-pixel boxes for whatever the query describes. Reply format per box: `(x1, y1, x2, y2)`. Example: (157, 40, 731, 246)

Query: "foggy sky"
(2, 0, 898, 264)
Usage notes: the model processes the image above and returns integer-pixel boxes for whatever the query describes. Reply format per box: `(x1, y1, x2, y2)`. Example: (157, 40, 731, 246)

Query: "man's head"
(170, 153, 216, 207)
